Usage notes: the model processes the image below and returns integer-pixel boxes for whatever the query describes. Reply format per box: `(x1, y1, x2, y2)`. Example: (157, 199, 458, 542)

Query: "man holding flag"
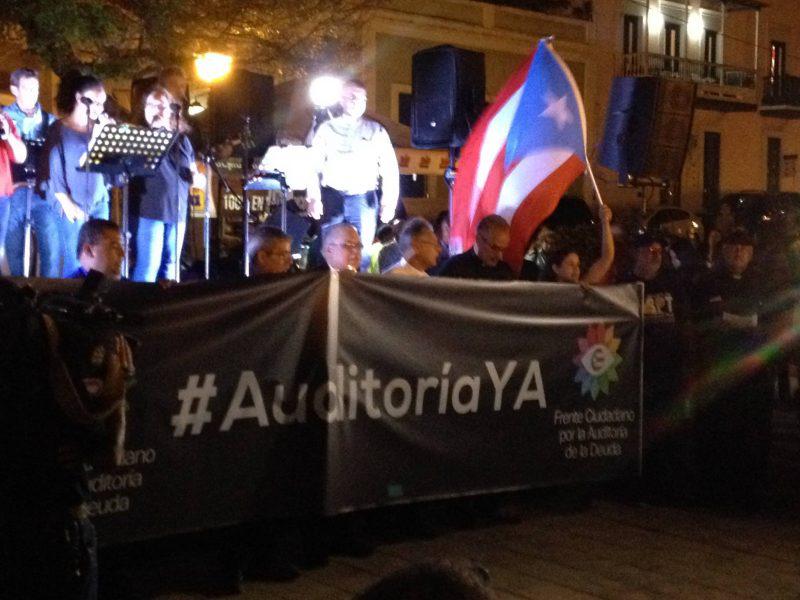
(451, 38, 599, 274)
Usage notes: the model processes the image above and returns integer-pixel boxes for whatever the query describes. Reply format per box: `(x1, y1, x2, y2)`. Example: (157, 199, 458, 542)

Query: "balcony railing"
(621, 52, 756, 90)
(762, 75, 800, 108)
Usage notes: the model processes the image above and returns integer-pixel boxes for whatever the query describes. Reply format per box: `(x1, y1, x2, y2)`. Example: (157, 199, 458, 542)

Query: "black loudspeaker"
(411, 45, 485, 149)
(208, 69, 274, 153)
(598, 77, 695, 182)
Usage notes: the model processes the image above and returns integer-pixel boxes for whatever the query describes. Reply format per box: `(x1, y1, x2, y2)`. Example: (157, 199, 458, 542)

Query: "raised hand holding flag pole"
(451, 37, 604, 274)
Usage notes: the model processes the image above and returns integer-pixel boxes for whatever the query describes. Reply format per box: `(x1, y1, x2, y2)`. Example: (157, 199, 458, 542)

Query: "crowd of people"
(0, 67, 202, 283)
(2, 66, 798, 600)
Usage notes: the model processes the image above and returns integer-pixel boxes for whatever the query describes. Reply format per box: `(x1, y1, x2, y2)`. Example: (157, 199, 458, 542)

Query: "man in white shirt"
(385, 217, 440, 277)
(307, 80, 399, 249)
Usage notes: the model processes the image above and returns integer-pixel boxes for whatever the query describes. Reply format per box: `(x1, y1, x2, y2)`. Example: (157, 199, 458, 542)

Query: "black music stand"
(86, 124, 177, 278)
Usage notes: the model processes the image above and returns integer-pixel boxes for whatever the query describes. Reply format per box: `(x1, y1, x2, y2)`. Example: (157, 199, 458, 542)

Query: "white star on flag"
(539, 91, 573, 130)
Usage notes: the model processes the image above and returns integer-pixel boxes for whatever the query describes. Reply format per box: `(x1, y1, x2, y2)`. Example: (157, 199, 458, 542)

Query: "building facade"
(360, 0, 800, 217)
(2, 0, 799, 219)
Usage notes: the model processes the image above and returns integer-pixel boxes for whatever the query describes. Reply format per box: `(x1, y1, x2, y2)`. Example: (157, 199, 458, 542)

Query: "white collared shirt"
(310, 116, 399, 204)
(385, 258, 428, 277)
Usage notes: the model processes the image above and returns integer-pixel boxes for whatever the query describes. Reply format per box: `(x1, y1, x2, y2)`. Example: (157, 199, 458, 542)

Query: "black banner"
(21, 274, 642, 545)
(329, 276, 642, 512)
(89, 274, 330, 545)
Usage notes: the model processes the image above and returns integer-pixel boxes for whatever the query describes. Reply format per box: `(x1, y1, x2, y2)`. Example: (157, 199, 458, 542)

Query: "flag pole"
(585, 160, 605, 207)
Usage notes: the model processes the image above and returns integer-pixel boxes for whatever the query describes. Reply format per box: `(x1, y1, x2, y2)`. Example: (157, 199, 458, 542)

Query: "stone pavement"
(129, 407, 799, 599)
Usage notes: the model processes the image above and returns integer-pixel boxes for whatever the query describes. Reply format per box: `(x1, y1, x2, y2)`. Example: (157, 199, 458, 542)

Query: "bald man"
(321, 222, 362, 272)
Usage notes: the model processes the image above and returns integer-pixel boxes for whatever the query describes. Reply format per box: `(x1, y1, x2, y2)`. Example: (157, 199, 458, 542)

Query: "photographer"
(0, 104, 28, 267)
(0, 279, 134, 599)
(2, 67, 59, 277)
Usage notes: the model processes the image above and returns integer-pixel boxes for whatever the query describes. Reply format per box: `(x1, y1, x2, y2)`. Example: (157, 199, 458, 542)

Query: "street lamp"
(194, 52, 233, 83)
(309, 75, 343, 108)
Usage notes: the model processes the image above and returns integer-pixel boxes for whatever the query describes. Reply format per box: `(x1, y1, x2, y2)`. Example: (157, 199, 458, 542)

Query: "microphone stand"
(172, 106, 182, 283)
(199, 143, 243, 280)
(241, 116, 254, 277)
(21, 164, 36, 277)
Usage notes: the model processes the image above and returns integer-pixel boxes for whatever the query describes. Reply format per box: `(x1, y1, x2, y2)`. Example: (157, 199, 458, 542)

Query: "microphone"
(80, 97, 93, 109)
(169, 102, 182, 115)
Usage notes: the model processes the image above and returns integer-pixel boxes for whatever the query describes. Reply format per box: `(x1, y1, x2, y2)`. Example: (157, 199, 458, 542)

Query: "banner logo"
(573, 324, 622, 399)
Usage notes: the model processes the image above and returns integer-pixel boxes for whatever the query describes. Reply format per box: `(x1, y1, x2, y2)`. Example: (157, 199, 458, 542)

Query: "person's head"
(632, 233, 665, 281)
(76, 219, 124, 280)
(714, 202, 735, 234)
(550, 248, 581, 283)
(721, 228, 754, 276)
(474, 215, 510, 267)
(355, 560, 495, 600)
(399, 217, 441, 271)
(9, 68, 40, 111)
(158, 66, 188, 106)
(340, 79, 367, 119)
(322, 223, 362, 272)
(375, 223, 396, 245)
(142, 86, 175, 130)
(250, 225, 293, 275)
(434, 210, 451, 246)
(59, 74, 106, 121)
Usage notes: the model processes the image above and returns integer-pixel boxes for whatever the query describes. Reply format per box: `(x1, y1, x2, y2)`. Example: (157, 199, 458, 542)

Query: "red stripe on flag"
(468, 148, 507, 236)
(505, 154, 586, 274)
(451, 53, 535, 251)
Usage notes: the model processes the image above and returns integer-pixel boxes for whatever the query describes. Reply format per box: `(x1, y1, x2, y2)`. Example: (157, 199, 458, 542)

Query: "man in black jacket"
(437, 214, 514, 281)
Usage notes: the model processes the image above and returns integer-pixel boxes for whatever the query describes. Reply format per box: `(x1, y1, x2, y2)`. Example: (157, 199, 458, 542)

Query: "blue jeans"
(321, 187, 378, 249)
(2, 187, 60, 277)
(57, 201, 109, 277)
(0, 196, 9, 271)
(132, 217, 186, 282)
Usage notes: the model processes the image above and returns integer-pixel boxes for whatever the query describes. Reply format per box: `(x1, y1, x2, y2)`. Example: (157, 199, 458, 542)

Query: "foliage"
(0, 0, 377, 78)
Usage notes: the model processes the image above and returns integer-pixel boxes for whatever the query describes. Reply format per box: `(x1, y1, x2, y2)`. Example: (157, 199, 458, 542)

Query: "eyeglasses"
(81, 96, 104, 107)
(478, 233, 507, 254)
(330, 242, 362, 251)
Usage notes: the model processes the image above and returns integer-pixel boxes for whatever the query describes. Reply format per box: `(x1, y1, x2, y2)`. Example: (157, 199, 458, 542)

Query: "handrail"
(762, 75, 800, 106)
(620, 52, 756, 90)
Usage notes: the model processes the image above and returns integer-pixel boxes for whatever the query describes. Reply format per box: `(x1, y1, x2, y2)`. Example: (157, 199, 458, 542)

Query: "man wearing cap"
(620, 233, 691, 499)
(692, 228, 773, 510)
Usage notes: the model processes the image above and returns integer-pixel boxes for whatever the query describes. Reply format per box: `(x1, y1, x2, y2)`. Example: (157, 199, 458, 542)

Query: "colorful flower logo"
(573, 324, 623, 400)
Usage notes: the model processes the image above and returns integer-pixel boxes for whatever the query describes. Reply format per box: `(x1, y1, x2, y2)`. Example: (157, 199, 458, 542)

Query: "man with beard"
(619, 233, 691, 500)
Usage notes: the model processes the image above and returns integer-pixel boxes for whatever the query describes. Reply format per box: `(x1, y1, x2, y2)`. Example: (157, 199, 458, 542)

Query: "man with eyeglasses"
(250, 225, 294, 275)
(321, 222, 362, 272)
(307, 79, 399, 251)
(437, 214, 514, 281)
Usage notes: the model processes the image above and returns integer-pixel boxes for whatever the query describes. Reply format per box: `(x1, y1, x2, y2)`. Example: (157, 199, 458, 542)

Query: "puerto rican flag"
(451, 38, 588, 272)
